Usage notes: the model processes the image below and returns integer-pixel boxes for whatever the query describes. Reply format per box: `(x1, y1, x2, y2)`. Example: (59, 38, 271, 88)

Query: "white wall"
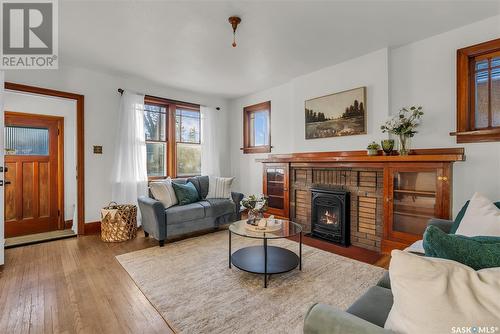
(229, 48, 389, 196)
(229, 16, 500, 215)
(4, 91, 77, 232)
(5, 65, 230, 224)
(390, 15, 500, 212)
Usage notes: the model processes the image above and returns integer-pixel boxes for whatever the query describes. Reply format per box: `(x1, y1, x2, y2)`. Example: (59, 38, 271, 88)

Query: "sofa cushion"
(149, 178, 178, 209)
(165, 203, 205, 224)
(346, 286, 393, 328)
(202, 199, 236, 217)
(188, 176, 209, 199)
(385, 250, 500, 334)
(423, 224, 500, 270)
(451, 198, 500, 234)
(207, 176, 234, 199)
(172, 182, 200, 206)
(455, 192, 500, 237)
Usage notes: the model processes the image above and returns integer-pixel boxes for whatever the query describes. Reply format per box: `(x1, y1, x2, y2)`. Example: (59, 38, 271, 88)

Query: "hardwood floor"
(0, 232, 174, 334)
(0, 229, 389, 334)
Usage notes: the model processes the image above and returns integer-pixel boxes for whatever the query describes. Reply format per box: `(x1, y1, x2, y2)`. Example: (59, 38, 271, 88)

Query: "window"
(144, 103, 168, 177)
(243, 101, 271, 154)
(176, 108, 201, 177)
(455, 38, 500, 143)
(143, 96, 201, 179)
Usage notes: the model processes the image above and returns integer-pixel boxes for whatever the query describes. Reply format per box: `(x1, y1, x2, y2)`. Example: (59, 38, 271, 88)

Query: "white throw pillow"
(149, 178, 178, 208)
(207, 176, 234, 200)
(455, 192, 500, 237)
(385, 250, 500, 334)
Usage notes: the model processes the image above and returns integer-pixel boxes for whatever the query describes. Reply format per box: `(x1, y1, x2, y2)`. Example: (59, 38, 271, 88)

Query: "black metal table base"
(229, 231, 302, 288)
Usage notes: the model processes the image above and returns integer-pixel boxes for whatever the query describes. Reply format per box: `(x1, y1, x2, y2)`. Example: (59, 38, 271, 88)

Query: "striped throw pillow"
(207, 177, 234, 200)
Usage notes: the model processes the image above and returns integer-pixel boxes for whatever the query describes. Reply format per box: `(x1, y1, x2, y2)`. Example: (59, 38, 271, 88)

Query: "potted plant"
(381, 139, 395, 155)
(380, 106, 424, 156)
(366, 142, 380, 156)
(240, 194, 268, 225)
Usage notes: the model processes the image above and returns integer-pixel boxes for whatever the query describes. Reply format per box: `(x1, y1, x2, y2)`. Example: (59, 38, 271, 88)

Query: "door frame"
(5, 82, 86, 235)
(5, 112, 65, 234)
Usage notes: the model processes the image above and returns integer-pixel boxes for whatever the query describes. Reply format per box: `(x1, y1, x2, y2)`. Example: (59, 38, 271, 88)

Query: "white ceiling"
(60, 1, 500, 98)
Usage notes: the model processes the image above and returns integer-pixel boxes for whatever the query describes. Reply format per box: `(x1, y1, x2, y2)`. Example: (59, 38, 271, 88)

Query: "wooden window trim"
(144, 95, 201, 179)
(242, 101, 272, 154)
(453, 38, 500, 143)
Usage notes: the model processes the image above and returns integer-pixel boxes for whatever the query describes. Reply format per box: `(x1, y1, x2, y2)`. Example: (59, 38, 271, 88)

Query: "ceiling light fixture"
(228, 16, 241, 48)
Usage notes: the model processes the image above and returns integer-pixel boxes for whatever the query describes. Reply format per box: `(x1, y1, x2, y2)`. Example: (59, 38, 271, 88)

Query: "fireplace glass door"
(316, 204, 341, 230)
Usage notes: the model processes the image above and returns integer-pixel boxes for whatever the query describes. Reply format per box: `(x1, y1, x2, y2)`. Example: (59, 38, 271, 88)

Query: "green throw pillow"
(451, 200, 500, 234)
(172, 182, 200, 206)
(423, 225, 500, 270)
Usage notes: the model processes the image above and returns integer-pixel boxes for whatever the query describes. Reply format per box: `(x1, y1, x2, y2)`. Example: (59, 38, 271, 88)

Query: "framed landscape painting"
(305, 87, 366, 139)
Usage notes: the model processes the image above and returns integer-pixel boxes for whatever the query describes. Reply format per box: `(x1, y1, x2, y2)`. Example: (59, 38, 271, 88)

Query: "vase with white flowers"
(380, 106, 424, 156)
(240, 194, 268, 225)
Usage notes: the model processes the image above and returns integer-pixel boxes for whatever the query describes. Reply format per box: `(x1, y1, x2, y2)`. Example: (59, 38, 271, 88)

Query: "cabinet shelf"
(394, 189, 436, 196)
(394, 211, 434, 219)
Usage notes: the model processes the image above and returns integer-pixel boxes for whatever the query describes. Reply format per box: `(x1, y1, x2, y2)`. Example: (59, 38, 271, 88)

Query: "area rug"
(116, 231, 386, 333)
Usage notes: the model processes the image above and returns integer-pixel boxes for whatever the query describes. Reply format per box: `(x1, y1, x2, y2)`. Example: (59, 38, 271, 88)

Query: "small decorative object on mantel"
(380, 106, 424, 156)
(366, 141, 380, 156)
(240, 194, 268, 225)
(381, 139, 395, 155)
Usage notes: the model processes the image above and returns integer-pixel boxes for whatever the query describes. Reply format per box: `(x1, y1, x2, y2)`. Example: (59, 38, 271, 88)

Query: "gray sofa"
(138, 176, 244, 247)
(303, 218, 452, 334)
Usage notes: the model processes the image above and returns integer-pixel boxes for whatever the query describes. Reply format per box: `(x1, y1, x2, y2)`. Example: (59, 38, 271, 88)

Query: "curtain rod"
(117, 88, 220, 110)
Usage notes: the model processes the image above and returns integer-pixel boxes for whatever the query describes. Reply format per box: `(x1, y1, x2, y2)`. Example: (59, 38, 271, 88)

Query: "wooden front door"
(4, 112, 64, 237)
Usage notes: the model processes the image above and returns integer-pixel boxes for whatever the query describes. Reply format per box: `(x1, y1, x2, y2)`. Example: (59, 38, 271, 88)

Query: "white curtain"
(111, 91, 148, 212)
(201, 106, 221, 177)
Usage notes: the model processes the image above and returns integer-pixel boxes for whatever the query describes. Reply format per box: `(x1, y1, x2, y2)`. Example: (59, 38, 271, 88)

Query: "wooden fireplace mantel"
(258, 147, 465, 254)
(256, 147, 465, 164)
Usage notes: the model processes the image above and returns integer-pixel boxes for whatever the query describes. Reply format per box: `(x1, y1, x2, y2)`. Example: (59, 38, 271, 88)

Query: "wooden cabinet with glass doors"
(262, 163, 289, 219)
(382, 163, 453, 253)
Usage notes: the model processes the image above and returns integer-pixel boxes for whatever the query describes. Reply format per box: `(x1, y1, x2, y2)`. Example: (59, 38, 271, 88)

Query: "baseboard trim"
(84, 221, 101, 235)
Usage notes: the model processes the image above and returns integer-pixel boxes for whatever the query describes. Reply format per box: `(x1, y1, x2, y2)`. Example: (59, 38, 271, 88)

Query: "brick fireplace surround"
(291, 167, 383, 251)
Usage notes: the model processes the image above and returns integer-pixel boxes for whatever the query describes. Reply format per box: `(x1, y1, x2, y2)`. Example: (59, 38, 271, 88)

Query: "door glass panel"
(266, 167, 285, 210)
(393, 171, 437, 235)
(5, 126, 49, 155)
(268, 196, 284, 209)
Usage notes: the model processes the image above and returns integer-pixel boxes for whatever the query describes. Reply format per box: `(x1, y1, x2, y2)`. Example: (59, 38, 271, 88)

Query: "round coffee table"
(228, 219, 303, 288)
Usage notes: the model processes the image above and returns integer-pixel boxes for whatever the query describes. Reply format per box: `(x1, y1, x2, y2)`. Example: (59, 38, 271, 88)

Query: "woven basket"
(100, 202, 137, 242)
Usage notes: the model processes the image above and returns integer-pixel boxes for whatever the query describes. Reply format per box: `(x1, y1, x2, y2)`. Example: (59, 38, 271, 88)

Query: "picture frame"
(305, 87, 367, 139)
